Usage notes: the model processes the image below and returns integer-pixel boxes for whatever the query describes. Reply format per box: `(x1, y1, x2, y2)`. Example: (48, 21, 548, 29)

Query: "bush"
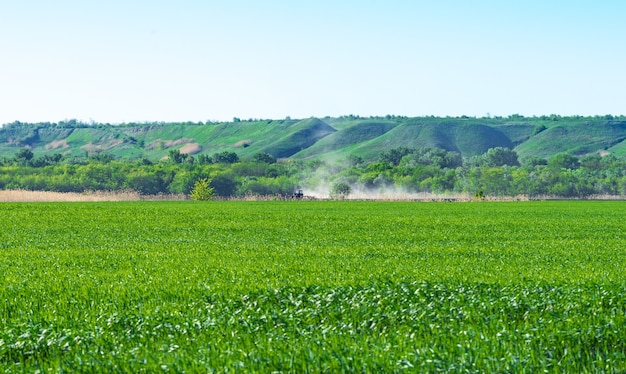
(190, 178, 215, 201)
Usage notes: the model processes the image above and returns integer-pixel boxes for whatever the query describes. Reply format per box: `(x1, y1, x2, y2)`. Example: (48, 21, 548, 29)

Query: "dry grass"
(0, 190, 188, 202)
(530, 194, 626, 201)
(3, 190, 623, 203)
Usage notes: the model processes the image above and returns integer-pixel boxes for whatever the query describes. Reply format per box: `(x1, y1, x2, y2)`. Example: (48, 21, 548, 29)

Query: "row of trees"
(326, 147, 626, 197)
(2, 147, 626, 198)
(0, 150, 296, 196)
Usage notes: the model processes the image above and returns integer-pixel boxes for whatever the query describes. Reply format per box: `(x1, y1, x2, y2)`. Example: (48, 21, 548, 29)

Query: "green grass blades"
(1, 201, 625, 371)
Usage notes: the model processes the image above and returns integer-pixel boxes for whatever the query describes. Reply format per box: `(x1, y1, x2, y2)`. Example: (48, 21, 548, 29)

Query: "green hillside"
(1, 115, 625, 162)
(294, 119, 522, 160)
(294, 120, 397, 158)
(258, 118, 337, 158)
(514, 120, 626, 158)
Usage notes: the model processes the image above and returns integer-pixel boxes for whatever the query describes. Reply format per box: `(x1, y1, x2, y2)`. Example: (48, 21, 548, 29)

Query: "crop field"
(1, 201, 625, 372)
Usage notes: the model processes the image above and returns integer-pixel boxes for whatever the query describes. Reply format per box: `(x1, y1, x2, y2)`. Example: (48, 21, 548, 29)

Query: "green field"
(1, 201, 625, 372)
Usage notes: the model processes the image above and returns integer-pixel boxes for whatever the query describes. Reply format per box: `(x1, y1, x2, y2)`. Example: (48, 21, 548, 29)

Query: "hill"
(1, 115, 626, 162)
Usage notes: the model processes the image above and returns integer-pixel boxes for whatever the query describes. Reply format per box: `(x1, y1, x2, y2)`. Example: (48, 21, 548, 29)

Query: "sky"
(1, 0, 625, 125)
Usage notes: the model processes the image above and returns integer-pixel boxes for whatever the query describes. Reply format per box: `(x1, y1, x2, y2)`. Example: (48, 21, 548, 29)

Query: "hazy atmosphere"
(1, 0, 625, 124)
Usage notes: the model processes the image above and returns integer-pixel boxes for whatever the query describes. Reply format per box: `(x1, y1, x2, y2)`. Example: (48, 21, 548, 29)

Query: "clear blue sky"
(1, 0, 624, 124)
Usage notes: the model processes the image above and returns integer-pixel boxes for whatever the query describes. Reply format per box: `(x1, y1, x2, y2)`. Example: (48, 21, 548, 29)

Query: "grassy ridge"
(3, 116, 626, 162)
(1, 201, 625, 371)
(516, 121, 626, 158)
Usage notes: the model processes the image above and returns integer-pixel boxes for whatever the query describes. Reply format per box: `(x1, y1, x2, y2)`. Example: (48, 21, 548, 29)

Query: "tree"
(522, 157, 548, 167)
(253, 152, 276, 164)
(168, 149, 186, 164)
(196, 154, 213, 164)
(483, 147, 520, 167)
(379, 147, 414, 166)
(88, 152, 114, 163)
(210, 173, 238, 196)
(580, 154, 603, 171)
(14, 148, 34, 166)
(126, 172, 167, 195)
(190, 178, 215, 201)
(549, 153, 579, 170)
(330, 182, 351, 199)
(213, 151, 239, 164)
(346, 154, 364, 167)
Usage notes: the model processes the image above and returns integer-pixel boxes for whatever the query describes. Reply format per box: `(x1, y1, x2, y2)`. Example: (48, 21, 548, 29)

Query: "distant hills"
(2, 115, 626, 162)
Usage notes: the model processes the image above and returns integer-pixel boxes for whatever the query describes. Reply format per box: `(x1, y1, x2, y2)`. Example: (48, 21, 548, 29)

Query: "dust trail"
(301, 183, 472, 201)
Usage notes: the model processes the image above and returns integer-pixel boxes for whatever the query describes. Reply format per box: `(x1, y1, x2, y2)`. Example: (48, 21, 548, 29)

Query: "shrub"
(190, 178, 215, 201)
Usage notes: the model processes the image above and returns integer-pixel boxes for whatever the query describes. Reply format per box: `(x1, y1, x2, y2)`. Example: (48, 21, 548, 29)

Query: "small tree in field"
(330, 182, 351, 200)
(190, 178, 215, 201)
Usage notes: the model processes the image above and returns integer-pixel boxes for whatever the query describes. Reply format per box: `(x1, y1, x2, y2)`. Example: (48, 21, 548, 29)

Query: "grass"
(515, 120, 626, 158)
(294, 120, 397, 158)
(1, 201, 625, 371)
(4, 116, 626, 162)
(262, 118, 336, 158)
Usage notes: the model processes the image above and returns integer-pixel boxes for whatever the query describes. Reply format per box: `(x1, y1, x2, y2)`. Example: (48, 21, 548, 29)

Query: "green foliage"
(209, 172, 238, 196)
(4, 135, 626, 198)
(168, 149, 185, 163)
(14, 148, 34, 163)
(189, 178, 215, 201)
(212, 151, 239, 164)
(580, 154, 603, 171)
(522, 157, 548, 167)
(346, 154, 364, 167)
(88, 152, 114, 163)
(474, 189, 485, 200)
(329, 182, 351, 199)
(252, 152, 276, 164)
(549, 152, 580, 170)
(532, 124, 548, 135)
(398, 147, 462, 168)
(483, 147, 520, 167)
(196, 154, 212, 164)
(379, 146, 414, 166)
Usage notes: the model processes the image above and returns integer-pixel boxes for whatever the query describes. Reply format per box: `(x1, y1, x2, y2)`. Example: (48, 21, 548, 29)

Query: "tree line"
(2, 146, 626, 198)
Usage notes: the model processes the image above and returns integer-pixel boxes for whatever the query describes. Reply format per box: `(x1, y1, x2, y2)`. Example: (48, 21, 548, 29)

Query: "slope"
(294, 120, 398, 158)
(514, 120, 626, 159)
(292, 119, 516, 161)
(2, 116, 626, 162)
(258, 118, 336, 158)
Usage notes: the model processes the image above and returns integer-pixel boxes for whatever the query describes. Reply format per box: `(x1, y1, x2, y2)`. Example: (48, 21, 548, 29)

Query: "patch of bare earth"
(179, 143, 202, 155)
(0, 190, 188, 202)
(80, 140, 124, 152)
(45, 139, 69, 150)
(146, 138, 195, 150)
(233, 139, 252, 147)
